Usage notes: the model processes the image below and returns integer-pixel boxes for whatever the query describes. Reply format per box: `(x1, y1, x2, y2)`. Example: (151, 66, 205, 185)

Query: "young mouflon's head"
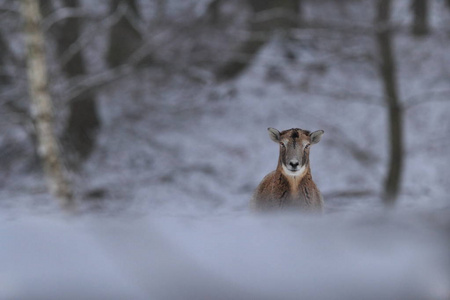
(268, 127, 324, 177)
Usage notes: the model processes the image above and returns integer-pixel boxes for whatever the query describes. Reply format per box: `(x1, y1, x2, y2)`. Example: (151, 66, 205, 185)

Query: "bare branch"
(305, 84, 384, 107)
(403, 89, 450, 109)
(59, 3, 126, 67)
(64, 64, 134, 102)
(0, 0, 18, 16)
(252, 7, 299, 24)
(42, 7, 100, 31)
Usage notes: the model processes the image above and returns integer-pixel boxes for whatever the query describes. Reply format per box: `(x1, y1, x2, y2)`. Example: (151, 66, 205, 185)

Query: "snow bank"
(1, 209, 449, 300)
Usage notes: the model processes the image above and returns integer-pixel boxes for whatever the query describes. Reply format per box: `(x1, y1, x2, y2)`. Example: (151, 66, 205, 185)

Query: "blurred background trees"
(217, 0, 301, 80)
(40, 0, 100, 168)
(1, 0, 449, 211)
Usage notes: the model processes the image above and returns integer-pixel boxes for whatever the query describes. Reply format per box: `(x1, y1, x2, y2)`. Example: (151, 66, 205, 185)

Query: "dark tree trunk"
(205, 0, 223, 24)
(411, 0, 429, 36)
(216, 0, 301, 81)
(64, 96, 99, 164)
(42, 0, 100, 166)
(106, 0, 142, 68)
(155, 0, 165, 22)
(0, 32, 9, 87)
(375, 0, 404, 206)
(298, 0, 303, 19)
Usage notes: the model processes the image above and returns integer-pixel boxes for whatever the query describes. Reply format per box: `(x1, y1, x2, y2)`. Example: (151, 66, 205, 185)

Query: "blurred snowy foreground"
(1, 208, 449, 300)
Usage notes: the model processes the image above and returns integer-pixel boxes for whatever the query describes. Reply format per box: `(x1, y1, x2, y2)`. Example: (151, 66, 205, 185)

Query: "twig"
(403, 89, 450, 109)
(59, 3, 126, 67)
(42, 7, 99, 31)
(64, 64, 134, 101)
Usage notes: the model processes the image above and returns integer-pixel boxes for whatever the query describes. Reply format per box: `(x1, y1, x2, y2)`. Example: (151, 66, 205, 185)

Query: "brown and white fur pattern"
(251, 128, 324, 212)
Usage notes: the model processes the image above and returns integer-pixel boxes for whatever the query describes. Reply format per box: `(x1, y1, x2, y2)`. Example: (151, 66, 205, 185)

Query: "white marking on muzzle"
(282, 164, 306, 177)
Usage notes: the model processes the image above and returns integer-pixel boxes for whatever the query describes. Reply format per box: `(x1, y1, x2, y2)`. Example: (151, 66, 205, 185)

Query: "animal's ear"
(268, 128, 280, 143)
(310, 130, 324, 144)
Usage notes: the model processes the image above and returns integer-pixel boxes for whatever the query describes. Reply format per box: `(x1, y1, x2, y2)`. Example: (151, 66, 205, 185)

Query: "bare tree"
(20, 0, 73, 209)
(106, 0, 142, 68)
(217, 0, 301, 81)
(375, 0, 403, 206)
(411, 0, 429, 36)
(51, 0, 100, 166)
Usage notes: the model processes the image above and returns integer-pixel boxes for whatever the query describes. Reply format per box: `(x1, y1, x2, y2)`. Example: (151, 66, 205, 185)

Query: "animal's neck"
(277, 163, 311, 195)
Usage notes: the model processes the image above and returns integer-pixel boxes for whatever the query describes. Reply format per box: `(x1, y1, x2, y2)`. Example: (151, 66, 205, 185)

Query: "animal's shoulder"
(255, 171, 291, 197)
(252, 170, 286, 210)
(258, 171, 284, 188)
(260, 170, 277, 182)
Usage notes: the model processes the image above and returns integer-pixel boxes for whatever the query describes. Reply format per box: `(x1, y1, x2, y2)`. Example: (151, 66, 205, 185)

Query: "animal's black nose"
(289, 161, 299, 168)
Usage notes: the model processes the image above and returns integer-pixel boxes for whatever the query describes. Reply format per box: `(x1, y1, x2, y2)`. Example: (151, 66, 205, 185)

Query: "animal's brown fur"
(251, 128, 324, 212)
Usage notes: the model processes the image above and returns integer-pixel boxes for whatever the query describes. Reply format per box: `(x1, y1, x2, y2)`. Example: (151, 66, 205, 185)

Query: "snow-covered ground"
(1, 209, 449, 300)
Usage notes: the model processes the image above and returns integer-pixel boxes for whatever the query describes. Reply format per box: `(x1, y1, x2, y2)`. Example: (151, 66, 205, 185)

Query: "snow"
(1, 211, 449, 300)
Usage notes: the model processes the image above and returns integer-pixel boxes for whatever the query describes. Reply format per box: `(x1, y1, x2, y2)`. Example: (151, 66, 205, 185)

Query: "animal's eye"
(305, 144, 311, 149)
(280, 142, 285, 148)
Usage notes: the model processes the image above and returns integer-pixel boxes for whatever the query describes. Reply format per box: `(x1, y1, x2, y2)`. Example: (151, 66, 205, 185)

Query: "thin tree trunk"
(156, 0, 165, 22)
(20, 0, 74, 210)
(0, 32, 10, 87)
(298, 0, 303, 19)
(205, 0, 222, 24)
(375, 0, 403, 206)
(411, 0, 429, 36)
